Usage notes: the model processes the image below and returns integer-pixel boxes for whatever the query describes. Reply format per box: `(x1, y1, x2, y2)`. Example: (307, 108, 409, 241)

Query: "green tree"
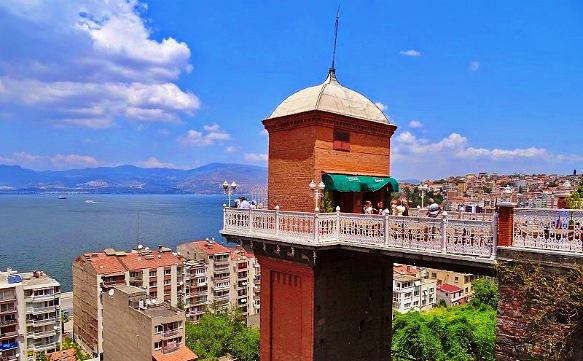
(566, 186, 583, 209)
(35, 353, 48, 361)
(185, 307, 259, 361)
(470, 278, 499, 310)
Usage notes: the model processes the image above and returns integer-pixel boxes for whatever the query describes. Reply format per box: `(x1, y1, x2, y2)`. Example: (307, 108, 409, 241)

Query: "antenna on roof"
(136, 212, 140, 249)
(330, 5, 340, 76)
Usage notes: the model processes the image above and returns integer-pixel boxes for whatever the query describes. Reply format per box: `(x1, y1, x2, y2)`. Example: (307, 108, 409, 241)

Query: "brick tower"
(254, 68, 398, 361)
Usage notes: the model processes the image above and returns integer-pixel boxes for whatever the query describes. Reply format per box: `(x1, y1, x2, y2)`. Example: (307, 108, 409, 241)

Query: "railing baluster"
(248, 208, 253, 235)
(441, 212, 448, 254)
(275, 205, 280, 237)
(384, 213, 390, 246)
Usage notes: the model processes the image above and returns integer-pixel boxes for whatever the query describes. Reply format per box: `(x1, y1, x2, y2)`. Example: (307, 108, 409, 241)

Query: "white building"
(393, 274, 436, 313)
(436, 283, 467, 307)
(178, 240, 260, 323)
(0, 269, 62, 361)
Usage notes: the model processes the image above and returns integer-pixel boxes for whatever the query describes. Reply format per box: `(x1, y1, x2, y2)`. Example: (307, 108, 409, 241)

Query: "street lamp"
(503, 185, 513, 203)
(418, 183, 429, 209)
(222, 180, 238, 207)
(309, 180, 326, 212)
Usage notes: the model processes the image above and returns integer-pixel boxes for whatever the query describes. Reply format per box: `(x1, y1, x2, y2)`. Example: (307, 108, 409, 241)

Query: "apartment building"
(177, 240, 260, 322)
(102, 285, 197, 361)
(72, 247, 183, 357)
(436, 283, 467, 307)
(0, 269, 62, 361)
(425, 269, 476, 300)
(393, 274, 437, 313)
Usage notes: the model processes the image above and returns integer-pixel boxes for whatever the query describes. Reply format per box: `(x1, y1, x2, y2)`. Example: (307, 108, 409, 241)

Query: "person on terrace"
(363, 200, 375, 214)
(426, 198, 441, 218)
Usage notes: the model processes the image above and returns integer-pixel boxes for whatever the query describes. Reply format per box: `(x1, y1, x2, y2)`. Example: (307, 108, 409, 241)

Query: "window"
(149, 271, 156, 277)
(154, 341, 162, 350)
(431, 273, 437, 279)
(155, 325, 163, 334)
(164, 268, 171, 276)
(333, 130, 350, 151)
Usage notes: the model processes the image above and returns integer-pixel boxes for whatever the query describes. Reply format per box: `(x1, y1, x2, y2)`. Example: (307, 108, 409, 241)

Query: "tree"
(566, 186, 583, 209)
(35, 353, 48, 361)
(470, 278, 499, 310)
(185, 307, 259, 361)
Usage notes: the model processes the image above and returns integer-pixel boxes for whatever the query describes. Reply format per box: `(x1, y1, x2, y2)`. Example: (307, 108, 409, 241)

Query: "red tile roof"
(82, 252, 126, 275)
(118, 251, 182, 271)
(152, 345, 198, 361)
(190, 240, 232, 255)
(231, 247, 254, 261)
(438, 283, 462, 293)
(49, 349, 77, 361)
(393, 265, 419, 277)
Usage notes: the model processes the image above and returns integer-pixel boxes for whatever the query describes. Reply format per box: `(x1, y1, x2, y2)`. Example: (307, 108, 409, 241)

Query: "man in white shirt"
(426, 198, 441, 218)
(239, 197, 251, 209)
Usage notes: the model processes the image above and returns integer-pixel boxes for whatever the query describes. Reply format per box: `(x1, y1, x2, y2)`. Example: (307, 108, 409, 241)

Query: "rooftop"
(438, 283, 463, 293)
(78, 247, 182, 275)
(152, 345, 198, 361)
(190, 240, 232, 256)
(268, 69, 390, 124)
(48, 349, 77, 361)
(0, 269, 60, 288)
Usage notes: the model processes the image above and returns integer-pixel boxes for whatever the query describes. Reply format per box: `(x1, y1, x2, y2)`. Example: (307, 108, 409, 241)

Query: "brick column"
(497, 203, 514, 247)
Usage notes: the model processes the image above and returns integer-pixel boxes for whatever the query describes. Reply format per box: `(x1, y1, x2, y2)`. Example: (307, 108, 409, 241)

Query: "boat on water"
(85, 200, 96, 204)
(57, 195, 67, 200)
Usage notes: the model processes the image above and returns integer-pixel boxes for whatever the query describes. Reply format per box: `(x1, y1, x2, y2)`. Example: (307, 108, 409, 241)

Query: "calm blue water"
(0, 194, 227, 291)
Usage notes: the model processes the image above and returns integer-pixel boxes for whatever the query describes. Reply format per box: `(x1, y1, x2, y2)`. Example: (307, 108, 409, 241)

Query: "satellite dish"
(108, 289, 114, 297)
(145, 247, 150, 251)
(138, 244, 144, 249)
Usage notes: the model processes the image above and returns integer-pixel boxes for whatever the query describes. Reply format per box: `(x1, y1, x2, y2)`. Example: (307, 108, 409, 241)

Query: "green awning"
(322, 173, 399, 193)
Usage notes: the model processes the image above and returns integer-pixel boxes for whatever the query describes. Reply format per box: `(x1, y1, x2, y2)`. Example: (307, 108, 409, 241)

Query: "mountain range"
(0, 163, 267, 194)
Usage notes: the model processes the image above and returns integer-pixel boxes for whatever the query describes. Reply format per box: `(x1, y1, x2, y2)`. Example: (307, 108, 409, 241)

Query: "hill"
(0, 163, 267, 194)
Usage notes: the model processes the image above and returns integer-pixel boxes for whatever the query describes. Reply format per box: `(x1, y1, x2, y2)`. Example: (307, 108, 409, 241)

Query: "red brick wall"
(497, 205, 514, 247)
(258, 256, 314, 361)
(314, 125, 391, 177)
(267, 126, 317, 211)
(265, 111, 395, 212)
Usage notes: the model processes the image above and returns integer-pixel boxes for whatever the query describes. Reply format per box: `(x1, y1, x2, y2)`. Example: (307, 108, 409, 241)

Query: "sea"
(0, 194, 229, 291)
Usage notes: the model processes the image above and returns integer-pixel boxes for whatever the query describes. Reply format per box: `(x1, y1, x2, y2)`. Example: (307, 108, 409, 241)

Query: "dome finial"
(329, 6, 340, 76)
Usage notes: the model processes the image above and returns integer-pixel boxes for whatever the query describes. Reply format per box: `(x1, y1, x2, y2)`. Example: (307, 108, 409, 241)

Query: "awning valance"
(322, 173, 399, 193)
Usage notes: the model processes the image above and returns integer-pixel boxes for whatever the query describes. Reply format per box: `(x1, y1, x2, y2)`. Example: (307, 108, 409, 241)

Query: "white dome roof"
(268, 70, 390, 124)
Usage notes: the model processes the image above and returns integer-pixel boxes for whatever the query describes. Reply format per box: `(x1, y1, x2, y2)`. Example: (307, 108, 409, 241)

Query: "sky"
(0, 0, 582, 180)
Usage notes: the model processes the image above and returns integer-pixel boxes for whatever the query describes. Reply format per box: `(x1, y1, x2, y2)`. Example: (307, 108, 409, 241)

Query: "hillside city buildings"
(0, 269, 62, 361)
(405, 172, 581, 215)
(72, 241, 261, 357)
(102, 285, 197, 361)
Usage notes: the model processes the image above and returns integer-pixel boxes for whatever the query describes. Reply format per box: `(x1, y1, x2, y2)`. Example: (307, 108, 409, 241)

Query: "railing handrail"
(223, 207, 496, 259)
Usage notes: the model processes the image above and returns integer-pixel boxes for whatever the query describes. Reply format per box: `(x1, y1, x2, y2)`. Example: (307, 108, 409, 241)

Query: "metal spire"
(330, 6, 340, 77)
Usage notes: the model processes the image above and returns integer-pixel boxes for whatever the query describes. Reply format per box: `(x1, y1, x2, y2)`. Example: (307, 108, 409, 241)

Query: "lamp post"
(309, 180, 326, 212)
(222, 180, 238, 207)
(503, 185, 513, 203)
(418, 183, 429, 209)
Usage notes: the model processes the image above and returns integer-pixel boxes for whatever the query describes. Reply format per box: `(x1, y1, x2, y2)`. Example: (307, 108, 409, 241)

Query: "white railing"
(223, 208, 496, 259)
(514, 208, 583, 252)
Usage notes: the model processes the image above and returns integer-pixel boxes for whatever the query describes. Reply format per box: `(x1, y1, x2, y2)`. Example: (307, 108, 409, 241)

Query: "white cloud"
(177, 124, 231, 147)
(469, 61, 480, 71)
(244, 153, 268, 162)
(136, 157, 181, 169)
(225, 146, 238, 153)
(391, 130, 583, 179)
(0, 151, 102, 169)
(375, 102, 387, 112)
(0, 0, 199, 127)
(259, 129, 269, 137)
(399, 49, 421, 57)
(408, 120, 423, 128)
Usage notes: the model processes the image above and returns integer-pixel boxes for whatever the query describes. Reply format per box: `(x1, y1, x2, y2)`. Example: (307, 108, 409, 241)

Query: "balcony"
(25, 293, 57, 302)
(0, 331, 18, 340)
(29, 329, 56, 339)
(161, 343, 181, 354)
(27, 318, 56, 326)
(222, 208, 497, 260)
(27, 305, 57, 315)
(0, 319, 18, 326)
(0, 308, 16, 316)
(30, 342, 58, 352)
(213, 283, 229, 291)
(214, 294, 229, 301)
(0, 341, 18, 351)
(0, 296, 16, 304)
(162, 329, 180, 338)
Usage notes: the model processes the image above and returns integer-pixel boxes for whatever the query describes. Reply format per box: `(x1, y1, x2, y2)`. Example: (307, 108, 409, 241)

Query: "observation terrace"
(222, 205, 583, 273)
